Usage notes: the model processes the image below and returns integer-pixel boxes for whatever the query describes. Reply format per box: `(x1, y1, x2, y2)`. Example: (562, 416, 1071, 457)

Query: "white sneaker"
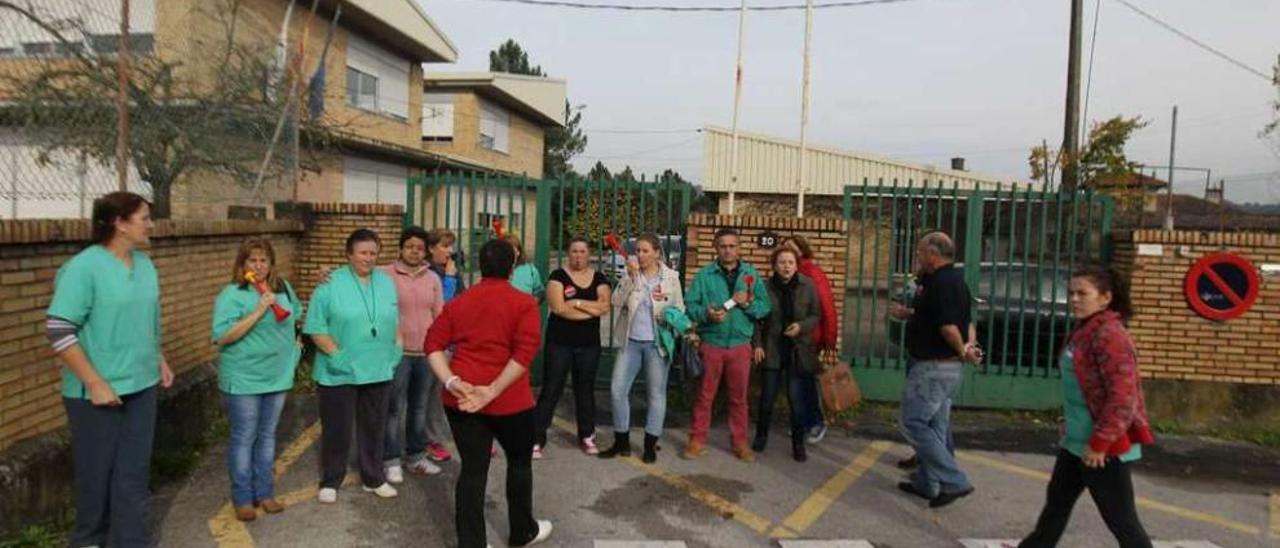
(362, 483, 398, 498)
(386, 464, 404, 484)
(531, 444, 544, 460)
(317, 487, 337, 504)
(407, 457, 441, 475)
(525, 520, 553, 546)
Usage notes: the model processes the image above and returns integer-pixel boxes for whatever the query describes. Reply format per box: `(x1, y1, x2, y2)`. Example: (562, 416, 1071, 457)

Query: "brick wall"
(1114, 230, 1280, 384)
(686, 213, 850, 363)
(284, 202, 404, 301)
(0, 219, 304, 451)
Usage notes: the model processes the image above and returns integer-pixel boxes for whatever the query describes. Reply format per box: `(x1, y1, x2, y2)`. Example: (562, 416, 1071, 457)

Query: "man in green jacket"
(681, 228, 771, 462)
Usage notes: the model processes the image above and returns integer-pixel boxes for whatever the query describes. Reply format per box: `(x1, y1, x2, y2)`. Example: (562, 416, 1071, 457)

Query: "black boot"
(751, 430, 767, 452)
(792, 436, 807, 462)
(598, 431, 631, 459)
(642, 434, 660, 463)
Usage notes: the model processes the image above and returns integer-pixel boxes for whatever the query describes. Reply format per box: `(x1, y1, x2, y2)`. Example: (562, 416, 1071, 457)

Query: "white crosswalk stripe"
(960, 540, 1223, 548)
(777, 541, 877, 548)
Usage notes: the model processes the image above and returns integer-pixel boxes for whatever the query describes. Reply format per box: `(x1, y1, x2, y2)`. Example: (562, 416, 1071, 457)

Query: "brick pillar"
(282, 202, 404, 301)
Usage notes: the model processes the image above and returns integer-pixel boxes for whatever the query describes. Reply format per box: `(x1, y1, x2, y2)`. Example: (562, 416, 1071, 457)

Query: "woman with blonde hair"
(211, 238, 302, 521)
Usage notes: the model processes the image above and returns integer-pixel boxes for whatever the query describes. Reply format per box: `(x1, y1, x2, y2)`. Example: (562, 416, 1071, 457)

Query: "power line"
(1111, 0, 1270, 82)
(579, 134, 703, 160)
(475, 0, 919, 12)
(1080, 0, 1101, 142)
(583, 127, 701, 134)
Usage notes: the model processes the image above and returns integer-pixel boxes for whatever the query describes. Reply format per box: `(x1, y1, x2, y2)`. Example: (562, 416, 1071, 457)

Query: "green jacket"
(685, 261, 771, 348)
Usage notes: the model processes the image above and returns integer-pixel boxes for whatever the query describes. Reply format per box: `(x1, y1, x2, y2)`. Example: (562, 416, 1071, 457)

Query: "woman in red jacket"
(425, 240, 553, 548)
(782, 236, 837, 443)
(1019, 266, 1154, 548)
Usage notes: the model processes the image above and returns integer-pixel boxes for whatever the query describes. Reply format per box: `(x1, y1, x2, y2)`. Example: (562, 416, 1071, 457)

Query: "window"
(343, 156, 408, 207)
(346, 67, 378, 111)
(477, 100, 510, 154)
(87, 33, 155, 55)
(421, 93, 455, 141)
(346, 35, 410, 120)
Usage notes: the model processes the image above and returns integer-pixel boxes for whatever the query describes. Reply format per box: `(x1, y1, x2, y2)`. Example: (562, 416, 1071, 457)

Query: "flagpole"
(727, 0, 746, 215)
(797, 0, 813, 217)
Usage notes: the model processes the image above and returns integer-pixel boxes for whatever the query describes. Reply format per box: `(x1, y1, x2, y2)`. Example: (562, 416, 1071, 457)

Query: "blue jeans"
(610, 339, 669, 436)
(898, 360, 971, 497)
(756, 362, 816, 442)
(223, 391, 287, 507)
(385, 355, 444, 464)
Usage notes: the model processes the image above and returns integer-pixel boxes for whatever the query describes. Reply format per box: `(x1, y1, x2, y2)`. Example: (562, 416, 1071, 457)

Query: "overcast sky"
(421, 0, 1280, 203)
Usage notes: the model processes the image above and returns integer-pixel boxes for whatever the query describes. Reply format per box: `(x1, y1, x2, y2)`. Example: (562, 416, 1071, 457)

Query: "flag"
(268, 0, 297, 103)
(308, 3, 342, 119)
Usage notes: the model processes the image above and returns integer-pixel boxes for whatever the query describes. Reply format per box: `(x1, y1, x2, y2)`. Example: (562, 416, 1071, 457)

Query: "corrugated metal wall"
(701, 126, 1009, 196)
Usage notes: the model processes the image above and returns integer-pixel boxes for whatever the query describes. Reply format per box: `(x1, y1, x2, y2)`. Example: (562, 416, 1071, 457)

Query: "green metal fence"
(842, 180, 1114, 409)
(406, 173, 693, 384)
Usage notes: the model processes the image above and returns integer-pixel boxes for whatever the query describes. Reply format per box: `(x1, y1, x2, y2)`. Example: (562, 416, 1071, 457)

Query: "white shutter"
(347, 35, 410, 120)
(478, 100, 510, 153)
(344, 156, 408, 206)
(422, 93, 454, 139)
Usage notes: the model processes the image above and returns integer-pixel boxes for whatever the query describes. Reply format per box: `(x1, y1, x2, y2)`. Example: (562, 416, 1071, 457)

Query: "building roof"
(1116, 193, 1280, 232)
(342, 0, 458, 63)
(700, 126, 1008, 196)
(425, 72, 567, 128)
(1090, 172, 1168, 191)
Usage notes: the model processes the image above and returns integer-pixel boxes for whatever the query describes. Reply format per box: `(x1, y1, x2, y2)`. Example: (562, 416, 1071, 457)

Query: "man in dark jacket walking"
(888, 231, 982, 508)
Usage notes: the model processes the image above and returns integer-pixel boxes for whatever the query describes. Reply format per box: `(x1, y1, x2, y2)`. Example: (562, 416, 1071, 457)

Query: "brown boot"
(256, 499, 285, 514)
(680, 440, 707, 460)
(733, 445, 756, 463)
(235, 505, 257, 522)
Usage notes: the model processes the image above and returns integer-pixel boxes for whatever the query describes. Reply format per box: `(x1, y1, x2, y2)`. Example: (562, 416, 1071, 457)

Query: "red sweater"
(424, 278, 541, 416)
(1068, 310, 1156, 455)
(798, 259, 838, 349)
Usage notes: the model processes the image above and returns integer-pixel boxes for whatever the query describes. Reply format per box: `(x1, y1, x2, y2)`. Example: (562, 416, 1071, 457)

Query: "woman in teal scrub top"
(46, 191, 174, 548)
(304, 229, 402, 503)
(211, 237, 301, 522)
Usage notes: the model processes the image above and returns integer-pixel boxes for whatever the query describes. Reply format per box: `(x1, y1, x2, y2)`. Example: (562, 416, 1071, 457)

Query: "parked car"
(885, 262, 1072, 369)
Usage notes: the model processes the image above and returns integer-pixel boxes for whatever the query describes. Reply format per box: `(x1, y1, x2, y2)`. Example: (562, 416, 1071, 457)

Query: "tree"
(0, 0, 342, 218)
(488, 39, 586, 181)
(1029, 115, 1149, 189)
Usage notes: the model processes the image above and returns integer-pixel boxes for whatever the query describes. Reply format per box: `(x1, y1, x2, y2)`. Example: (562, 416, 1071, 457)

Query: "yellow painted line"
(772, 440, 892, 536)
(959, 451, 1263, 537)
(551, 417, 775, 535)
(1269, 490, 1279, 539)
(209, 420, 325, 548)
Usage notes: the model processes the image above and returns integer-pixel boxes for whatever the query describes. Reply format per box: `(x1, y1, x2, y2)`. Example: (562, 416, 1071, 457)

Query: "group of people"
(46, 191, 1156, 548)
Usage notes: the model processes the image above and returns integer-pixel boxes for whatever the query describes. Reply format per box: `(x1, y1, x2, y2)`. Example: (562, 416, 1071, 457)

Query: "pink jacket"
(381, 261, 443, 355)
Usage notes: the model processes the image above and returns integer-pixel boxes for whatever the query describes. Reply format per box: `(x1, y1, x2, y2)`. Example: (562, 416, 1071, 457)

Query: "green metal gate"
(405, 172, 693, 384)
(842, 181, 1114, 409)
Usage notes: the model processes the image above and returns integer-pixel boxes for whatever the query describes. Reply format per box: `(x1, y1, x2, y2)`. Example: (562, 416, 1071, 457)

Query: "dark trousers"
(1019, 449, 1153, 548)
(755, 361, 814, 445)
(447, 408, 538, 548)
(65, 386, 158, 548)
(318, 382, 391, 489)
(533, 343, 601, 445)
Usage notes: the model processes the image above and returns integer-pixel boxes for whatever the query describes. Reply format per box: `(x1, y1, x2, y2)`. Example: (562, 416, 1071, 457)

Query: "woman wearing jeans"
(47, 191, 174, 548)
(599, 234, 685, 463)
(750, 247, 822, 462)
(533, 237, 612, 458)
(1019, 267, 1154, 548)
(211, 238, 302, 522)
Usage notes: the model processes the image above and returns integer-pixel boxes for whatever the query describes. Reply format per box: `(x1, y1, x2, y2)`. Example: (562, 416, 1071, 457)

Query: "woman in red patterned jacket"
(1019, 266, 1155, 548)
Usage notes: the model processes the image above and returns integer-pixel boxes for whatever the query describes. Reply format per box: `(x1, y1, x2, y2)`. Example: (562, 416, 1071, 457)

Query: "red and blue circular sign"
(1183, 252, 1260, 321)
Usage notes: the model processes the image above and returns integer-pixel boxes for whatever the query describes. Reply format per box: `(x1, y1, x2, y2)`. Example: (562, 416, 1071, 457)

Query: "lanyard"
(352, 270, 378, 338)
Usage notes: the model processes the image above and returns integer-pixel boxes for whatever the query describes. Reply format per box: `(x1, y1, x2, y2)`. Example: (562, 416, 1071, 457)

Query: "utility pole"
(1060, 0, 1083, 191)
(727, 0, 747, 215)
(1163, 105, 1178, 230)
(115, 0, 131, 192)
(796, 0, 813, 217)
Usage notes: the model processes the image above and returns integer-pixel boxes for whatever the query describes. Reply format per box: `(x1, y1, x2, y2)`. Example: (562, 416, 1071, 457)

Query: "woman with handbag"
(751, 247, 823, 462)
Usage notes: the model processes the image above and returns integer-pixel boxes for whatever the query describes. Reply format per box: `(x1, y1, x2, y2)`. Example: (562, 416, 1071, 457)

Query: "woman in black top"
(532, 237, 612, 458)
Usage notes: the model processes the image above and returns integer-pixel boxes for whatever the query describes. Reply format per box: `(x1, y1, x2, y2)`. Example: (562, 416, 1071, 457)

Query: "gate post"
(963, 189, 985, 290)
(534, 178, 553, 277)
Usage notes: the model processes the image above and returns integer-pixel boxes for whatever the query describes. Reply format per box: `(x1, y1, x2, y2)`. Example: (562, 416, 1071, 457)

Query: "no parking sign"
(1183, 253, 1260, 321)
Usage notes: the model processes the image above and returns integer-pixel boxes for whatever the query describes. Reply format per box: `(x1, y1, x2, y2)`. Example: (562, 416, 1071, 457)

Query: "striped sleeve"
(46, 315, 80, 354)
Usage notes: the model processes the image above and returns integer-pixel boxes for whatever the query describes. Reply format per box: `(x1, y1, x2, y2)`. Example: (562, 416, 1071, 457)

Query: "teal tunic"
(509, 263, 544, 297)
(1061, 346, 1142, 462)
(47, 245, 161, 399)
(303, 266, 400, 386)
(211, 281, 302, 395)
